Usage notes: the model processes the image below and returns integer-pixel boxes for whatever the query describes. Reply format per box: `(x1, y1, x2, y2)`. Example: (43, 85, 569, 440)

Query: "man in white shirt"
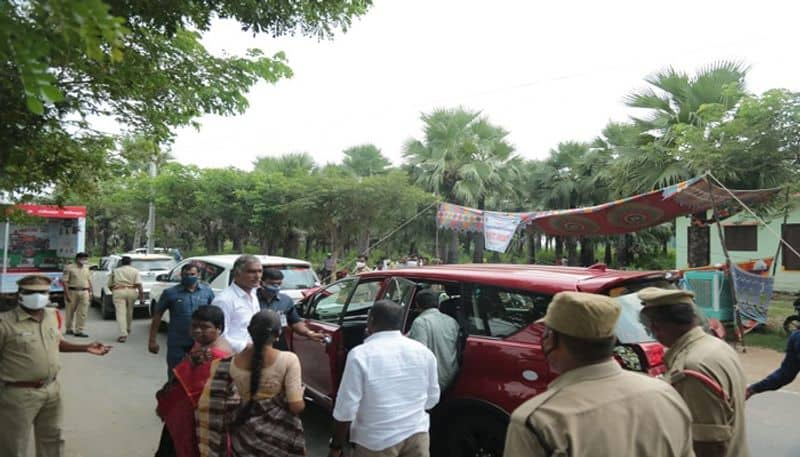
(329, 300, 439, 457)
(211, 255, 262, 353)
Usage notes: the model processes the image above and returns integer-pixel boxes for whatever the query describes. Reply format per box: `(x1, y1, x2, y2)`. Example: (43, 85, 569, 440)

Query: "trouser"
(113, 288, 138, 336)
(353, 432, 429, 457)
(0, 380, 64, 457)
(64, 290, 90, 333)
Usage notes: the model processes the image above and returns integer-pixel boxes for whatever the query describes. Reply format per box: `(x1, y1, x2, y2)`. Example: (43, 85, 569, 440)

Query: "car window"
(464, 284, 551, 338)
(268, 265, 317, 289)
(382, 277, 415, 308)
(615, 292, 656, 344)
(345, 280, 383, 316)
(130, 259, 176, 271)
(168, 260, 224, 284)
(310, 278, 357, 323)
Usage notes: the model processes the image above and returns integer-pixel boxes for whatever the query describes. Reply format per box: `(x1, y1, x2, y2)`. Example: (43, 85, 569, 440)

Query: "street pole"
(145, 160, 156, 255)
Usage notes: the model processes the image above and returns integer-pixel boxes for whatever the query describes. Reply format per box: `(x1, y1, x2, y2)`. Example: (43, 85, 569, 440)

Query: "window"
(724, 225, 757, 251)
(271, 265, 317, 289)
(382, 277, 416, 308)
(345, 280, 382, 316)
(310, 278, 357, 322)
(782, 224, 800, 270)
(464, 284, 551, 338)
(130, 259, 176, 271)
(168, 260, 224, 284)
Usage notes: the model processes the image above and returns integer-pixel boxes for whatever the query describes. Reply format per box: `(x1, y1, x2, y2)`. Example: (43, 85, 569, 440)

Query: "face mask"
(181, 275, 199, 287)
(356, 261, 366, 268)
(264, 284, 280, 294)
(20, 293, 49, 310)
(77, 259, 87, 266)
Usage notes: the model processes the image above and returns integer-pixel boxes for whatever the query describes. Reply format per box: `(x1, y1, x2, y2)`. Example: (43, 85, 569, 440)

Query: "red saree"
(157, 345, 231, 457)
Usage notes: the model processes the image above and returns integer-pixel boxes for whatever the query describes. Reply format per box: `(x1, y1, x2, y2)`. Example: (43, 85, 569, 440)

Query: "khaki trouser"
(64, 290, 90, 333)
(113, 288, 138, 336)
(353, 432, 429, 457)
(0, 380, 64, 457)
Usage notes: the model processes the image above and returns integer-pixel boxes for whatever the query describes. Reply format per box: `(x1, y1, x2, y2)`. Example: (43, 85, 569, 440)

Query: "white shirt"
(212, 283, 260, 353)
(332, 330, 440, 451)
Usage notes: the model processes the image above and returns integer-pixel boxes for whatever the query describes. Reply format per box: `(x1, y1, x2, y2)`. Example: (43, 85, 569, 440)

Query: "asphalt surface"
(35, 307, 800, 456)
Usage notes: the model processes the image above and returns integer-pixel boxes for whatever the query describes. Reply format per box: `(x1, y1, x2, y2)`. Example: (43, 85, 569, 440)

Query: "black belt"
(68, 287, 89, 291)
(3, 375, 57, 388)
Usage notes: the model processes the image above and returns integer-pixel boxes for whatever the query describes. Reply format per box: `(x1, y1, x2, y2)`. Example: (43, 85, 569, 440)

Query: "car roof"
(109, 253, 174, 260)
(183, 254, 312, 268)
(358, 263, 665, 295)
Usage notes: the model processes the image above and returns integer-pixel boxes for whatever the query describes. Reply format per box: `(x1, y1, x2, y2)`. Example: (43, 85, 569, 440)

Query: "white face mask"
(356, 261, 366, 268)
(78, 259, 87, 266)
(20, 293, 49, 310)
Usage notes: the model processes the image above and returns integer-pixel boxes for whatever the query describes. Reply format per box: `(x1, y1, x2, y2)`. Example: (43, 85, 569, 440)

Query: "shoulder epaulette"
(671, 369, 728, 401)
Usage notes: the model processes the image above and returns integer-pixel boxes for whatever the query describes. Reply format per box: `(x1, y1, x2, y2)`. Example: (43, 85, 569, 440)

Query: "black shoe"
(74, 332, 89, 338)
(66, 330, 74, 335)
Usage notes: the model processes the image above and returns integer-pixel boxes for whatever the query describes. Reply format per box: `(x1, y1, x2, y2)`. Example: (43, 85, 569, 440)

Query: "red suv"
(288, 264, 671, 456)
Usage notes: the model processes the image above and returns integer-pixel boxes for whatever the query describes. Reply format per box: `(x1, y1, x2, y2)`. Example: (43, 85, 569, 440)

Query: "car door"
(381, 276, 417, 327)
(293, 277, 358, 410)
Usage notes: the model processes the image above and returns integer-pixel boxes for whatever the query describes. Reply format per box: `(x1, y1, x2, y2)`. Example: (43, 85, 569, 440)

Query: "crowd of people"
(4, 253, 800, 456)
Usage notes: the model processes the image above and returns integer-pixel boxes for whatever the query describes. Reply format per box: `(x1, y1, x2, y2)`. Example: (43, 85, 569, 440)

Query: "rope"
(359, 200, 440, 257)
(707, 173, 800, 261)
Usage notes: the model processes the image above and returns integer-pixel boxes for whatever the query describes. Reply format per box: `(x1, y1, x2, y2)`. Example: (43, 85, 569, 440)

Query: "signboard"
(484, 212, 522, 253)
(14, 204, 87, 219)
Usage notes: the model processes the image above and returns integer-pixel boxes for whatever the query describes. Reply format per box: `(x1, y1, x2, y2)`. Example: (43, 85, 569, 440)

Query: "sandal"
(117, 336, 127, 343)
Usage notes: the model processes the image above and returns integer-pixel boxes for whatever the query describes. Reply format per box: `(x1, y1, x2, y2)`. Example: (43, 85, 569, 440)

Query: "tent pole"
(707, 177, 745, 352)
(2, 219, 8, 275)
(771, 187, 791, 276)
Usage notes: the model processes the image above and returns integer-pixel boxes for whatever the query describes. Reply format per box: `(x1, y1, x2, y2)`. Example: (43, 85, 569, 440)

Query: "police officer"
(639, 287, 748, 457)
(62, 252, 92, 337)
(257, 268, 324, 350)
(109, 256, 144, 343)
(503, 291, 694, 457)
(0, 275, 111, 457)
(148, 263, 214, 377)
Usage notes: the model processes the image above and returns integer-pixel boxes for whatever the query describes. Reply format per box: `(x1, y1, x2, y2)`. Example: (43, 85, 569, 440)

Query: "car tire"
(783, 315, 800, 334)
(443, 411, 507, 457)
(101, 292, 115, 320)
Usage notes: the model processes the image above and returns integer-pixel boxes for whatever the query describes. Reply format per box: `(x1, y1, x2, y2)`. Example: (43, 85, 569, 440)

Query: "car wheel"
(444, 412, 507, 457)
(783, 315, 800, 334)
(101, 292, 115, 320)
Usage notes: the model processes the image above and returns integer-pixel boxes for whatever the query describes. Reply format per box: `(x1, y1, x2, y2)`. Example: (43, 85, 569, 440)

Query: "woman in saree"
(156, 305, 232, 457)
(197, 309, 307, 457)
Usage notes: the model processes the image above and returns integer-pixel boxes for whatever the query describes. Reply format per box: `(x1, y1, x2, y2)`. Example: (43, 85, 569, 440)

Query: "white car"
(90, 254, 177, 319)
(149, 255, 320, 324)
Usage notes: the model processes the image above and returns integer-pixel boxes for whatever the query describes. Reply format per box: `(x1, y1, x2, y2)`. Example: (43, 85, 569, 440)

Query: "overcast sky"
(168, 0, 799, 170)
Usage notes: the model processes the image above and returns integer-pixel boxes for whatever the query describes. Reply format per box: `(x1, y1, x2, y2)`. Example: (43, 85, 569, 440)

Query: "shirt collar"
(231, 282, 257, 299)
(365, 330, 402, 343)
(664, 326, 706, 367)
(548, 359, 622, 390)
(419, 308, 439, 316)
(14, 306, 40, 322)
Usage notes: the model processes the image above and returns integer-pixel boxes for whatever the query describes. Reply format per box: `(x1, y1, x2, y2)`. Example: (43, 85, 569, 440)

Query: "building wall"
(675, 208, 800, 292)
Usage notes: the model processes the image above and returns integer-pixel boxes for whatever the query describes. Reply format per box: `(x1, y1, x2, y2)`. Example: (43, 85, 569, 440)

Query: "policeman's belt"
(3, 375, 57, 389)
(68, 287, 89, 291)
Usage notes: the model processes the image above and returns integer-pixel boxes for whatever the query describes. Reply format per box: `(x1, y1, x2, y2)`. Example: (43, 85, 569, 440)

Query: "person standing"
(0, 275, 111, 457)
(638, 287, 748, 457)
(257, 268, 324, 350)
(61, 252, 92, 337)
(503, 291, 694, 457)
(408, 288, 460, 393)
(353, 255, 372, 275)
(746, 329, 800, 398)
(213, 255, 262, 353)
(149, 264, 215, 377)
(328, 300, 439, 457)
(322, 253, 334, 284)
(109, 255, 144, 343)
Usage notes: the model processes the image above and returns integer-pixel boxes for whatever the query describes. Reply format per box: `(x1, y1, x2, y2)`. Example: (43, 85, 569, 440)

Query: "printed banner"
(731, 265, 774, 324)
(484, 212, 522, 253)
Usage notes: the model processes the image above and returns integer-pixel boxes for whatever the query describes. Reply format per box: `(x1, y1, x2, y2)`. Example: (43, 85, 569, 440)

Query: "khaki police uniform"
(62, 262, 91, 333)
(639, 288, 748, 457)
(503, 292, 695, 457)
(109, 265, 142, 337)
(0, 281, 64, 457)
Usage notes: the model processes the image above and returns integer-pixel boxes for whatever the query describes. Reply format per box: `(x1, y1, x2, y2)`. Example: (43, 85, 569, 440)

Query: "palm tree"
(342, 144, 391, 177)
(404, 107, 521, 263)
(253, 152, 316, 177)
(621, 62, 748, 267)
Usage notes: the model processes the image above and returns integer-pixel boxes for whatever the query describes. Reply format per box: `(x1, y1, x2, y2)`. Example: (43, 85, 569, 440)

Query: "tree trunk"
(472, 232, 485, 263)
(527, 231, 537, 264)
(285, 228, 299, 258)
(554, 237, 563, 263)
(604, 238, 612, 266)
(304, 235, 313, 259)
(580, 238, 595, 266)
(616, 234, 634, 268)
(447, 230, 459, 264)
(687, 225, 710, 267)
(566, 237, 577, 266)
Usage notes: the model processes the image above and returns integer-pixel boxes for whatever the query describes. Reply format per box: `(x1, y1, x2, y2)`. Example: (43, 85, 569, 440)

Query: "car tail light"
(638, 342, 666, 376)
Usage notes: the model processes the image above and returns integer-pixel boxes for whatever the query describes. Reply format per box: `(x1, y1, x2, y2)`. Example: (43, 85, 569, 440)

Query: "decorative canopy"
(436, 176, 781, 237)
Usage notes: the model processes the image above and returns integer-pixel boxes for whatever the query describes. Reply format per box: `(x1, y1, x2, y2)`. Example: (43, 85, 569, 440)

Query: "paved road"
(44, 307, 799, 457)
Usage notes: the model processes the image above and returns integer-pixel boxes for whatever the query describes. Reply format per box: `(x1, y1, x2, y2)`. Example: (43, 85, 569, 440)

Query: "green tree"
(404, 107, 521, 262)
(341, 144, 392, 177)
(1, 0, 371, 195)
(253, 153, 317, 178)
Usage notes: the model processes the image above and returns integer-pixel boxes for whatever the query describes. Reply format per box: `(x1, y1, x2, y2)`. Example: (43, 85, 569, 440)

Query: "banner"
(731, 265, 774, 324)
(483, 212, 522, 253)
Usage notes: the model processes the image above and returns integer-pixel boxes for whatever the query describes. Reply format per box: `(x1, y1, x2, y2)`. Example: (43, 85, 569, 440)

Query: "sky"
(168, 0, 800, 170)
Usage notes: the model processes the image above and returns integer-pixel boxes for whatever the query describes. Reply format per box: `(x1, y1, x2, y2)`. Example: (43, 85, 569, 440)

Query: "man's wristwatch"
(328, 438, 343, 451)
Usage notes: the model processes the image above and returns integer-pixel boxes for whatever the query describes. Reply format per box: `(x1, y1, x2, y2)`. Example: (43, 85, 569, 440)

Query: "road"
(40, 307, 800, 457)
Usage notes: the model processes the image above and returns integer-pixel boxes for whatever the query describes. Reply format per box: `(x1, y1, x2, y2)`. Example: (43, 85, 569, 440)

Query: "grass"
(742, 293, 796, 352)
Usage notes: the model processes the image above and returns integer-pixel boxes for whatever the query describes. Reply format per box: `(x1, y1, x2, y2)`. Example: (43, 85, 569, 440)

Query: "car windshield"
(131, 259, 176, 271)
(276, 265, 317, 289)
(614, 292, 655, 344)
